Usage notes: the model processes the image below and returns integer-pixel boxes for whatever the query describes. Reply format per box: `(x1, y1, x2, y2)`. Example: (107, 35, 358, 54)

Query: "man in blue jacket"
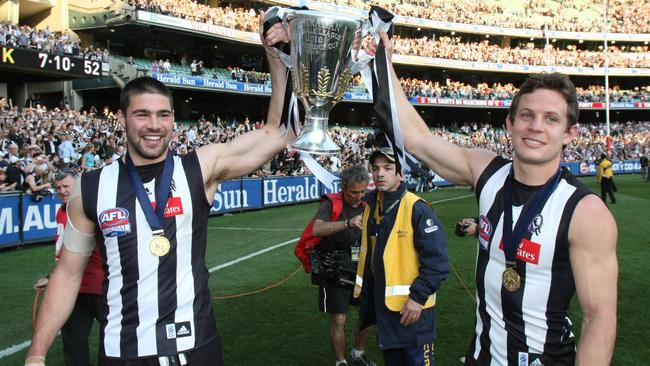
(354, 148, 449, 366)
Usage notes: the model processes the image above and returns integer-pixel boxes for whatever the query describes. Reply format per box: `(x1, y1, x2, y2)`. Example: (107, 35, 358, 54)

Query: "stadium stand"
(124, 0, 650, 34)
(0, 22, 109, 60)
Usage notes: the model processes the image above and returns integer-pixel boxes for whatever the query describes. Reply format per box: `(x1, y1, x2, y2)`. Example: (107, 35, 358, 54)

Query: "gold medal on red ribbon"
(149, 235, 171, 257)
(502, 267, 521, 292)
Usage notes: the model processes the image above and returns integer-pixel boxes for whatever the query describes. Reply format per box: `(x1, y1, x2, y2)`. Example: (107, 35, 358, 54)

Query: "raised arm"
(372, 32, 495, 186)
(25, 172, 52, 192)
(569, 195, 617, 365)
(197, 15, 291, 198)
(26, 194, 95, 365)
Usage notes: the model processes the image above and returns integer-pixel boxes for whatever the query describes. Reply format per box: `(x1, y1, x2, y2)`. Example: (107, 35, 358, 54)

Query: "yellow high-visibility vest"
(354, 191, 436, 311)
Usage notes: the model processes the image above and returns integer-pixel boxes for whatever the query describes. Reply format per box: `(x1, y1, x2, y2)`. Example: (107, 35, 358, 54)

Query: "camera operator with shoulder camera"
(311, 166, 376, 366)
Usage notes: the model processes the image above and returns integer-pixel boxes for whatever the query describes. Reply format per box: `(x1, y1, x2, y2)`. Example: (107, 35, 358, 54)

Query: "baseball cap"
(369, 147, 396, 165)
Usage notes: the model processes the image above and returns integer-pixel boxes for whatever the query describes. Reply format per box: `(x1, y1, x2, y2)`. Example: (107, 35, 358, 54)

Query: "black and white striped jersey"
(466, 157, 592, 366)
(81, 151, 218, 359)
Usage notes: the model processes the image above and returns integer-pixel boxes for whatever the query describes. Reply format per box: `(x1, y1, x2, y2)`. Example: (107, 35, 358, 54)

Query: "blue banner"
(211, 178, 264, 214)
(0, 194, 21, 248)
(561, 160, 641, 176)
(152, 73, 371, 101)
(152, 73, 272, 94)
(263, 176, 321, 207)
(21, 194, 61, 242)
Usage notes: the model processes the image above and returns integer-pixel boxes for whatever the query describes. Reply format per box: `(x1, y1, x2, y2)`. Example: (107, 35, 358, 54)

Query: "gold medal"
(502, 267, 521, 292)
(149, 235, 171, 257)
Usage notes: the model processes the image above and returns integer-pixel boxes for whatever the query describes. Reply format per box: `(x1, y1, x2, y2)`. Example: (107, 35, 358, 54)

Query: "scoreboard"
(0, 46, 102, 77)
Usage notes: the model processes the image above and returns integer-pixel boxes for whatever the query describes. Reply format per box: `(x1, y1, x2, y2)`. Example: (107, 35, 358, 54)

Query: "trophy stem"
(289, 116, 340, 155)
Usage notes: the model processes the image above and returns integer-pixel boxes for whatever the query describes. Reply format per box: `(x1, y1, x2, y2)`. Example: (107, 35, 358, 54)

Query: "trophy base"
(290, 129, 340, 156)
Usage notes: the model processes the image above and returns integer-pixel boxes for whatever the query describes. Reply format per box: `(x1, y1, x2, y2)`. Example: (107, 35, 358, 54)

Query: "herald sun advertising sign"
(211, 179, 264, 214)
(263, 176, 321, 207)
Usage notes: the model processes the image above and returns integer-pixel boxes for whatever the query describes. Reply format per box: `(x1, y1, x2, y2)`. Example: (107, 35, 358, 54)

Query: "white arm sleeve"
(62, 214, 96, 256)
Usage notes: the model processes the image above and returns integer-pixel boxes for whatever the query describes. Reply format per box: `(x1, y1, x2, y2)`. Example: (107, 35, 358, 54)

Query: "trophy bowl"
(285, 10, 364, 155)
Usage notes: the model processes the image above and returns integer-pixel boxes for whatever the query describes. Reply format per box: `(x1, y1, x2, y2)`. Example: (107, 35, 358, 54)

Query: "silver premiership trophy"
(274, 10, 367, 155)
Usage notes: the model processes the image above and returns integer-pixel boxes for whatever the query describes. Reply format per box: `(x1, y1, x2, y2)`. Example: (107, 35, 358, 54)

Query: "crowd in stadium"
(0, 22, 109, 60)
(317, 0, 650, 34)
(126, 0, 259, 32)
(124, 0, 650, 34)
(391, 35, 650, 69)
(1, 101, 648, 193)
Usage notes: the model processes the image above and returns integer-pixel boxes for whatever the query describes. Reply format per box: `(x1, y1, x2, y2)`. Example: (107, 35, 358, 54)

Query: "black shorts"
(99, 335, 223, 366)
(319, 281, 353, 314)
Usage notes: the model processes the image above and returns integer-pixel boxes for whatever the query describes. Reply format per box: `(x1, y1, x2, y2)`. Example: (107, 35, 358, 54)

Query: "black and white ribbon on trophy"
(358, 6, 418, 174)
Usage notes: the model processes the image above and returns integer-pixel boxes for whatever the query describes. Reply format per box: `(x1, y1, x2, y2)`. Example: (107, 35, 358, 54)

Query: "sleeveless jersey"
(81, 151, 217, 359)
(467, 157, 592, 366)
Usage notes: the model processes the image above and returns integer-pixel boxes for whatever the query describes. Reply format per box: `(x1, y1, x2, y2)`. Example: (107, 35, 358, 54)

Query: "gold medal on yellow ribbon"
(149, 235, 171, 257)
(502, 267, 521, 292)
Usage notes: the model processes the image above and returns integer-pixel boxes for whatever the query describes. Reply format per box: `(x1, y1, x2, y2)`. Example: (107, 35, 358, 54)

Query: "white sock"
(351, 348, 364, 358)
(336, 360, 347, 366)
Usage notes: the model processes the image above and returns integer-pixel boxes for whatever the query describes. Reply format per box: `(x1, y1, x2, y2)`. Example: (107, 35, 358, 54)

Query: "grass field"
(1, 175, 648, 365)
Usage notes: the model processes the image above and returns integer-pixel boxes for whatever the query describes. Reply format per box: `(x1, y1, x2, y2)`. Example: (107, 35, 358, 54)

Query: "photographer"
(311, 166, 375, 366)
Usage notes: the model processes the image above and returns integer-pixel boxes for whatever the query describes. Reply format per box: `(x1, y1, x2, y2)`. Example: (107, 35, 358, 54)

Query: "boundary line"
(0, 341, 31, 360)
(427, 194, 474, 205)
(208, 238, 298, 273)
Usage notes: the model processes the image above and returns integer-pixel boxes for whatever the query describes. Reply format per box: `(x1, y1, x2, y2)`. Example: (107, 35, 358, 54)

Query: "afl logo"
(579, 162, 590, 175)
(99, 208, 131, 237)
(478, 215, 492, 250)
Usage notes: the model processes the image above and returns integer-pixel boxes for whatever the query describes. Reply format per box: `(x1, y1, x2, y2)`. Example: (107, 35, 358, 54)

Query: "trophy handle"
(261, 6, 292, 68)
